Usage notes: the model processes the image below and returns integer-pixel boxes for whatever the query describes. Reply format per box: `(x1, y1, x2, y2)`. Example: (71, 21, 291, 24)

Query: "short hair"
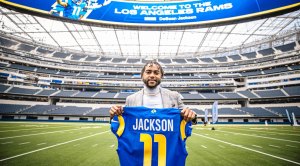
(141, 61, 164, 78)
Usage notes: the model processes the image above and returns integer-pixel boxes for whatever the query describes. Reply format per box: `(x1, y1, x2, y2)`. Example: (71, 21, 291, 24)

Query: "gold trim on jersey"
(180, 119, 187, 140)
(116, 115, 125, 137)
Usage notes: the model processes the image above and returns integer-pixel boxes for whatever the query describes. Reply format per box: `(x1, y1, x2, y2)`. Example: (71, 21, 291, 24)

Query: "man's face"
(142, 64, 162, 89)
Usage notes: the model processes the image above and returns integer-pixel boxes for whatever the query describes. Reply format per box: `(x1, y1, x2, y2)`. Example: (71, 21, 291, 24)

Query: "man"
(109, 61, 197, 124)
(56, 0, 87, 20)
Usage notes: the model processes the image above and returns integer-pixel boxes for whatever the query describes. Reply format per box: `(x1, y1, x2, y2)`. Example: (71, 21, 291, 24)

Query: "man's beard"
(143, 78, 161, 89)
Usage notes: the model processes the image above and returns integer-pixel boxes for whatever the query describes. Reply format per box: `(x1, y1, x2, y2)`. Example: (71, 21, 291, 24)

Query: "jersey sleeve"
(110, 115, 120, 136)
(110, 115, 125, 137)
(180, 120, 193, 141)
(185, 121, 193, 138)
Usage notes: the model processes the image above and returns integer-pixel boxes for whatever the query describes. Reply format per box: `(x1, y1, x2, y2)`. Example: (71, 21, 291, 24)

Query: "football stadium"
(0, 0, 300, 165)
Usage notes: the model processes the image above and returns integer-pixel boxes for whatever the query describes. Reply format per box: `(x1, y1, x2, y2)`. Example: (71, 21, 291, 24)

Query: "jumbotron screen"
(0, 0, 299, 26)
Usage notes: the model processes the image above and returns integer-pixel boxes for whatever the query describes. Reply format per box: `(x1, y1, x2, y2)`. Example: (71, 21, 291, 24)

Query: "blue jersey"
(111, 107, 192, 166)
(63, 1, 87, 20)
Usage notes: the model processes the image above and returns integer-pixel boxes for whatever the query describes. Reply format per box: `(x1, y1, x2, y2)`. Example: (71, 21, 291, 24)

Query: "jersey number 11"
(140, 133, 166, 166)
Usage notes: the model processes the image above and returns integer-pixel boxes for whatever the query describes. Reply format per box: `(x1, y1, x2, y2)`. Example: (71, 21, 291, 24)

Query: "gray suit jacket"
(125, 87, 186, 109)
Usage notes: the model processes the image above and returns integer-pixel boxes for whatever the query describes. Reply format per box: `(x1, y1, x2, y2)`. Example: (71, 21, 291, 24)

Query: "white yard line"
(19, 142, 30, 145)
(286, 145, 297, 148)
(92, 144, 98, 147)
(0, 130, 109, 162)
(222, 128, 300, 137)
(201, 145, 207, 149)
(215, 130, 300, 144)
(0, 128, 86, 140)
(269, 145, 280, 148)
(37, 143, 46, 146)
(252, 145, 262, 148)
(0, 126, 72, 133)
(110, 144, 115, 148)
(193, 133, 300, 165)
(1, 142, 13, 145)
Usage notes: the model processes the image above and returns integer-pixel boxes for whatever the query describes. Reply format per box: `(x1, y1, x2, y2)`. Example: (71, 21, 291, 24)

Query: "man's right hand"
(109, 105, 123, 118)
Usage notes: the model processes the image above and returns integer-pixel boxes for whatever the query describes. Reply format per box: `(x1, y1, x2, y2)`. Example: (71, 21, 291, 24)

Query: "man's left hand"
(181, 108, 196, 122)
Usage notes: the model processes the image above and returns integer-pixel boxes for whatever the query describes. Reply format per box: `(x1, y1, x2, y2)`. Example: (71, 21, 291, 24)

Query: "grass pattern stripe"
(193, 133, 300, 165)
(0, 130, 109, 162)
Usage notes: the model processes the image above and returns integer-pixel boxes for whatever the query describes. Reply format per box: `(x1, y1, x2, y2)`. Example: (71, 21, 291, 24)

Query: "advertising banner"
(0, 0, 299, 27)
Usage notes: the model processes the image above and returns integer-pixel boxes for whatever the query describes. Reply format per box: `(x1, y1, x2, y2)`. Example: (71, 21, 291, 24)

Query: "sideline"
(0, 130, 110, 162)
(193, 132, 300, 165)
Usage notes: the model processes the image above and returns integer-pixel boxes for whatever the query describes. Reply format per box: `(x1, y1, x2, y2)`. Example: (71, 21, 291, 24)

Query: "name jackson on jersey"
(132, 118, 174, 132)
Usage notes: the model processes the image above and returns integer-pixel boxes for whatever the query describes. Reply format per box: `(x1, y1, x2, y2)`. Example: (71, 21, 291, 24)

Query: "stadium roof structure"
(0, 5, 299, 59)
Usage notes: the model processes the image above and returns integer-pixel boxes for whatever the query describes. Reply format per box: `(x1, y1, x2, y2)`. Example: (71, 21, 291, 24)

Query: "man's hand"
(181, 107, 196, 122)
(109, 105, 123, 118)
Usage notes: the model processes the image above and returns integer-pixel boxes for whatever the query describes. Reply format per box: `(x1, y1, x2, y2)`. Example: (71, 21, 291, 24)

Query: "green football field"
(0, 122, 299, 166)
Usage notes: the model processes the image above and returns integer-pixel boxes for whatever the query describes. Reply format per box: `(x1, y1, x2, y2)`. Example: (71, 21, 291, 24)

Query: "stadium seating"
(86, 108, 110, 116)
(254, 89, 287, 98)
(36, 47, 54, 54)
(10, 64, 36, 71)
(19, 105, 62, 114)
(241, 52, 257, 59)
(71, 54, 85, 60)
(213, 57, 228, 63)
(172, 59, 187, 64)
(207, 108, 247, 115)
(267, 106, 300, 116)
(73, 91, 98, 98)
(116, 93, 133, 99)
(0, 84, 10, 93)
(200, 93, 224, 99)
(0, 104, 30, 114)
(283, 86, 300, 96)
(112, 58, 126, 63)
(181, 93, 204, 100)
(93, 92, 117, 98)
(237, 91, 260, 99)
(48, 106, 92, 115)
(200, 58, 214, 63)
(0, 36, 18, 47)
(239, 107, 278, 117)
(53, 90, 78, 97)
(17, 43, 35, 52)
(36, 68, 58, 74)
(219, 92, 245, 99)
(8, 87, 40, 95)
(127, 58, 140, 63)
(36, 89, 58, 96)
(85, 56, 99, 61)
(158, 59, 172, 64)
(186, 58, 199, 63)
(258, 48, 275, 56)
(240, 70, 262, 77)
(275, 42, 296, 52)
(0, 33, 300, 123)
(228, 54, 242, 60)
(263, 66, 289, 75)
(52, 52, 70, 59)
(99, 57, 112, 62)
